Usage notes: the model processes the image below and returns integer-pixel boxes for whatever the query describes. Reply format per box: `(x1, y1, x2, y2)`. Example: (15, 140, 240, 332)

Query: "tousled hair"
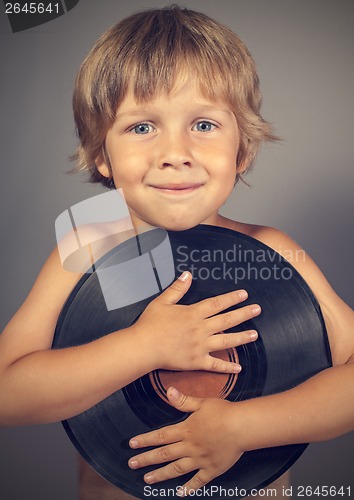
(72, 5, 277, 188)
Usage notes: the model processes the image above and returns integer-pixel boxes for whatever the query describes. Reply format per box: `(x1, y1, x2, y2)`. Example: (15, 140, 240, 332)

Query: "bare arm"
(0, 247, 260, 426)
(240, 227, 354, 441)
(0, 247, 154, 424)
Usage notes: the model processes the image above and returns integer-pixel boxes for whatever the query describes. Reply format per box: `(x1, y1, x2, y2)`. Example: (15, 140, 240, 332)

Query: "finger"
(142, 458, 195, 485)
(207, 329, 258, 352)
(128, 442, 185, 470)
(167, 386, 203, 413)
(202, 355, 242, 374)
(194, 289, 248, 318)
(129, 422, 182, 449)
(157, 271, 192, 305)
(179, 470, 213, 497)
(205, 303, 261, 334)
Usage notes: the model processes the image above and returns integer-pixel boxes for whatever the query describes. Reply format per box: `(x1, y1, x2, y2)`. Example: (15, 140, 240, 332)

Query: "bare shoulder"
(0, 246, 82, 366)
(226, 220, 354, 365)
(225, 219, 335, 294)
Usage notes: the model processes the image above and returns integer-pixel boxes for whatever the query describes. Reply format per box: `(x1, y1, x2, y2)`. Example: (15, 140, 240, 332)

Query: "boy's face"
(97, 80, 242, 231)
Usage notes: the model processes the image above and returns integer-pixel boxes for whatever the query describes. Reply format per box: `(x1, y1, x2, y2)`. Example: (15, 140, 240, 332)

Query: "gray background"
(0, 0, 353, 498)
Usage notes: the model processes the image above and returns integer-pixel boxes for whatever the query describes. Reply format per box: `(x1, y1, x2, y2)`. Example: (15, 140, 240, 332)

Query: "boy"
(1, 5, 353, 500)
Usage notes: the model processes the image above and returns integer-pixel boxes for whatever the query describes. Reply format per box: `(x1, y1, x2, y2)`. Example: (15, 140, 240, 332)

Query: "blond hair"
(72, 5, 277, 188)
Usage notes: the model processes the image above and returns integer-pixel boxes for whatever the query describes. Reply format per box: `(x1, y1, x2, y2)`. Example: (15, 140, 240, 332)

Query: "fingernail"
(238, 290, 248, 300)
(144, 474, 154, 484)
(249, 330, 258, 340)
(129, 459, 139, 469)
(168, 386, 179, 399)
(252, 305, 261, 315)
(129, 439, 139, 448)
(178, 271, 189, 282)
(234, 364, 242, 373)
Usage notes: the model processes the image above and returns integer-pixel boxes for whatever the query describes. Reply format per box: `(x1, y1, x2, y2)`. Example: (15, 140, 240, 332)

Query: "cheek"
(211, 149, 237, 181)
(106, 136, 145, 183)
(207, 134, 238, 163)
(109, 155, 142, 187)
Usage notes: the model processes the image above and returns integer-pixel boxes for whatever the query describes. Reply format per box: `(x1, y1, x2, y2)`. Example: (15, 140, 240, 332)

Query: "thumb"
(158, 271, 192, 305)
(167, 386, 203, 413)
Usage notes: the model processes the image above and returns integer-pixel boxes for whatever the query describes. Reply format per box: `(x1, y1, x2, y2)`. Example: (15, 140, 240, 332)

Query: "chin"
(151, 218, 202, 232)
(135, 209, 215, 233)
(167, 222, 200, 232)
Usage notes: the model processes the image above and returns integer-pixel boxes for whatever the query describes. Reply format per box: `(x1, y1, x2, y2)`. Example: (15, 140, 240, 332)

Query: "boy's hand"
(132, 271, 260, 373)
(128, 387, 243, 496)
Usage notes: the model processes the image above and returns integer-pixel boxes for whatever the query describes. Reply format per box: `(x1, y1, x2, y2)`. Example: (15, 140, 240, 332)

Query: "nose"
(157, 129, 193, 169)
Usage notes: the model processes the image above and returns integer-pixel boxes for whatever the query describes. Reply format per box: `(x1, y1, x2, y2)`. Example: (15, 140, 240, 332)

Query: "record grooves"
(53, 225, 331, 499)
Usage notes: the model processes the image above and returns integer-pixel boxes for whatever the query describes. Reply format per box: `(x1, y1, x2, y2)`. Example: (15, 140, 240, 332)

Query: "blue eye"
(193, 121, 216, 132)
(131, 123, 154, 134)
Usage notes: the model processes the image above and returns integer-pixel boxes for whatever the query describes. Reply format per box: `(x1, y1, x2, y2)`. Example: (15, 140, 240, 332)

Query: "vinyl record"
(53, 225, 331, 499)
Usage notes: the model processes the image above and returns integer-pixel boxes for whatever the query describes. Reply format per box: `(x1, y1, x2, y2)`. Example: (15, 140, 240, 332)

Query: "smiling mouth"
(149, 183, 203, 194)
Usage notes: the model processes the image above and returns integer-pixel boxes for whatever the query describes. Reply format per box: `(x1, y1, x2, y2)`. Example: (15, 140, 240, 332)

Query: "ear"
(95, 148, 112, 179)
(234, 154, 252, 186)
(236, 158, 249, 176)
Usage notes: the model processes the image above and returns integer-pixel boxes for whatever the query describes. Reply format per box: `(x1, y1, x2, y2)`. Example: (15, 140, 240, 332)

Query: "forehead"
(119, 71, 233, 114)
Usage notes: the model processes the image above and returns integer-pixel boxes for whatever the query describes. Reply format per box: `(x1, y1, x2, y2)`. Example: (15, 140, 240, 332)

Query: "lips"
(149, 183, 203, 191)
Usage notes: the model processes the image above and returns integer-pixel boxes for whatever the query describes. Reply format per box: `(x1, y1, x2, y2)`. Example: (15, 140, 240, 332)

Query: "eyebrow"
(115, 103, 233, 120)
(191, 104, 233, 114)
(115, 109, 152, 120)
